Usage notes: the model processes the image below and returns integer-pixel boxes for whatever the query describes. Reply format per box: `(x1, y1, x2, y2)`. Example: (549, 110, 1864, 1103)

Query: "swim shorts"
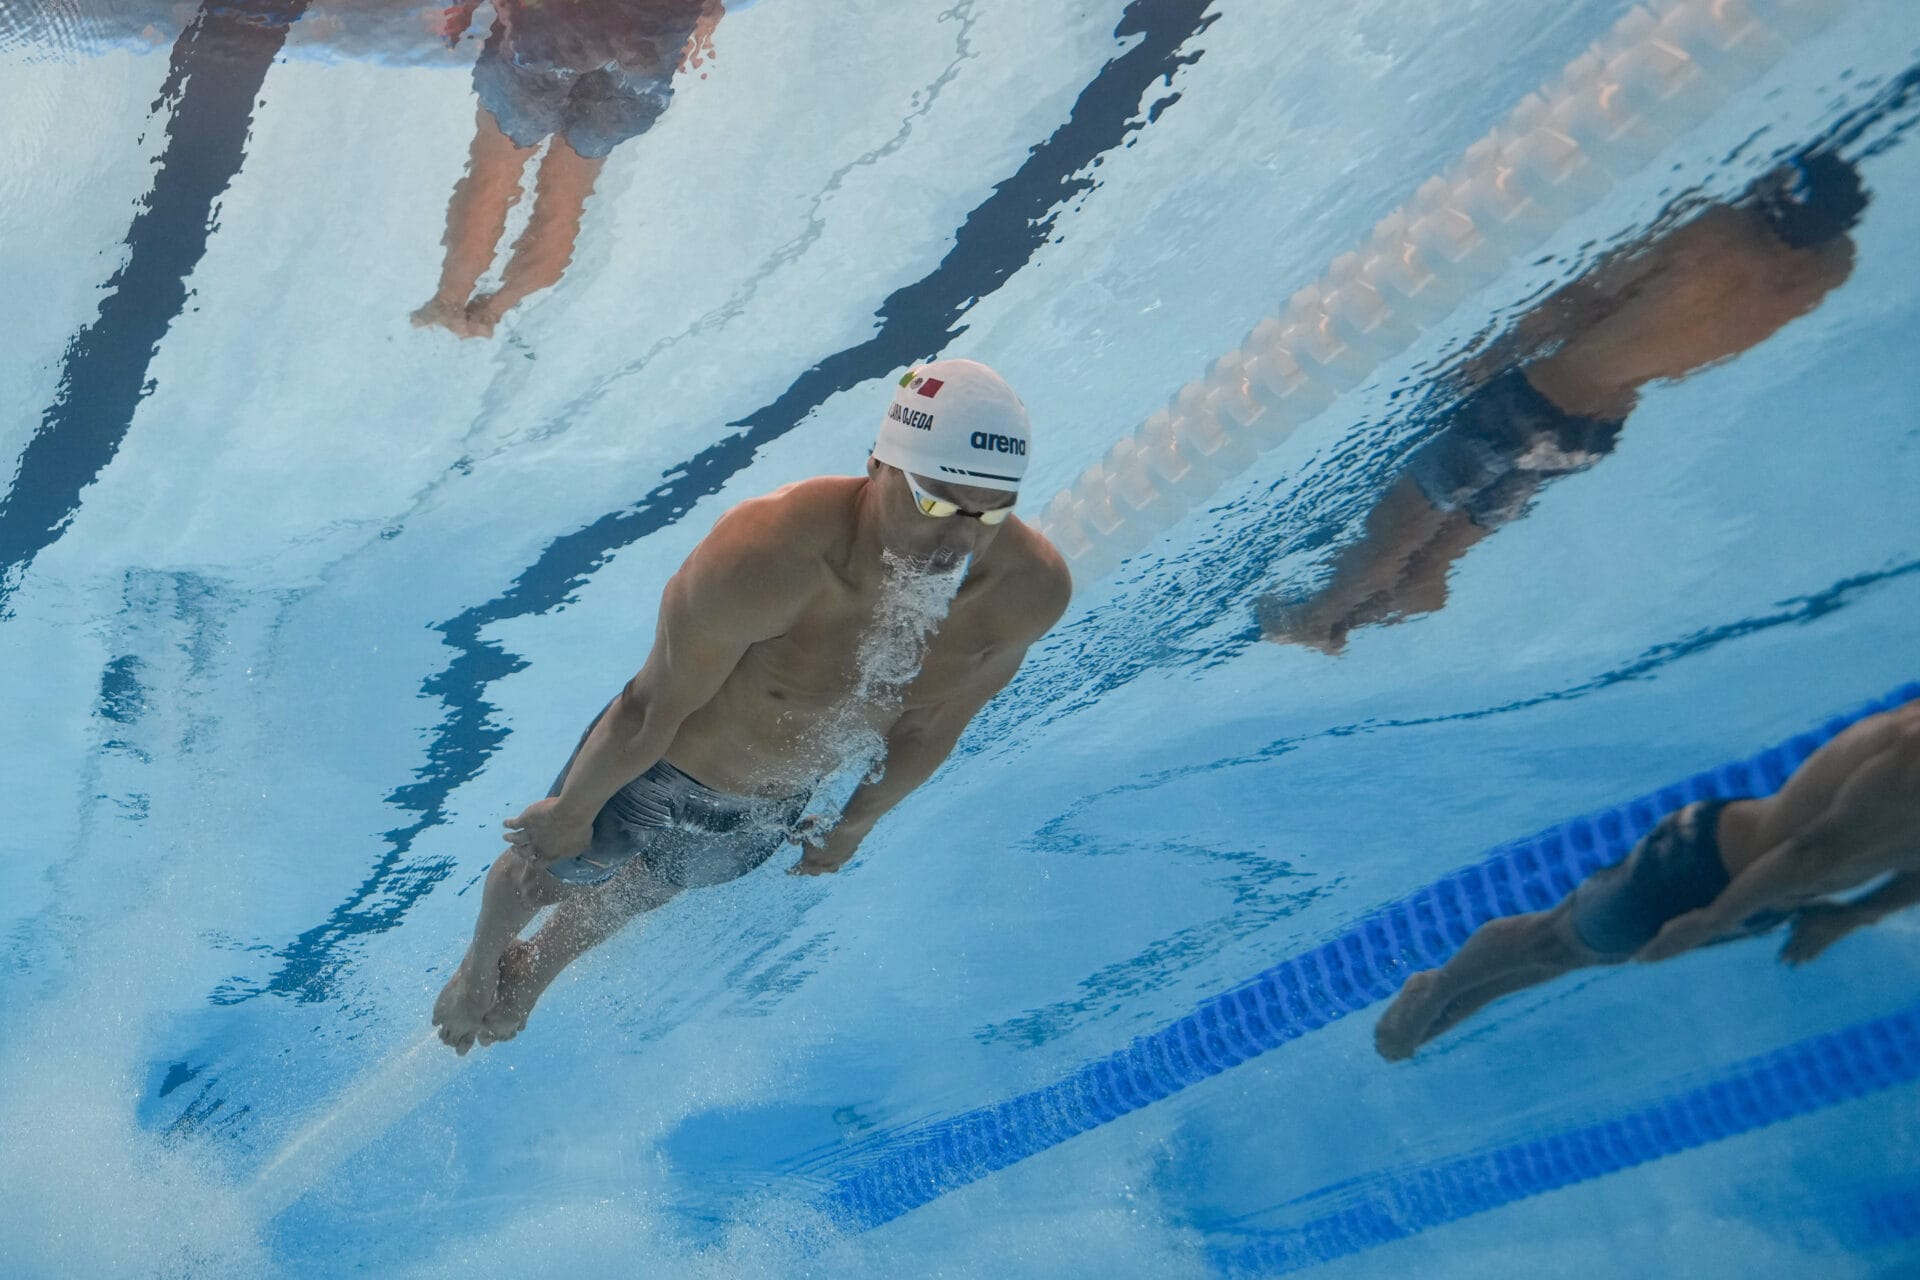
(1568, 800, 1788, 957)
(1404, 367, 1625, 529)
(540, 711, 806, 890)
(472, 22, 676, 160)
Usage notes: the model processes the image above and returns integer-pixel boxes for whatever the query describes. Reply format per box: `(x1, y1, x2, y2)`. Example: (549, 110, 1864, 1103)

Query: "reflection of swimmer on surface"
(1261, 151, 1869, 655)
(411, 0, 726, 339)
(432, 362, 1072, 1054)
(1375, 698, 1920, 1062)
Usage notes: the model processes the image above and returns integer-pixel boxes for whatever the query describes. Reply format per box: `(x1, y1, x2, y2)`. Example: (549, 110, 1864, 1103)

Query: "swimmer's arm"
(1781, 870, 1920, 966)
(511, 516, 810, 860)
(798, 549, 1071, 873)
(794, 653, 1028, 874)
(1837, 870, 1920, 925)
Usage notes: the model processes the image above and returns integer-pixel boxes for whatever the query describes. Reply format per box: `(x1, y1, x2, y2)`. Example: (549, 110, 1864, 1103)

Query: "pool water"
(1, 1, 1917, 1276)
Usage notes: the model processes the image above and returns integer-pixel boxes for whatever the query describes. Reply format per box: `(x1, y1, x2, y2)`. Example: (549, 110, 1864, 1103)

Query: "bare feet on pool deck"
(432, 952, 502, 1055)
(1374, 969, 1443, 1062)
(477, 940, 543, 1046)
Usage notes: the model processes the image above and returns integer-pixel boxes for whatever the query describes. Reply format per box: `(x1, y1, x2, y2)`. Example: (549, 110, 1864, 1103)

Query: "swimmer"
(1264, 149, 1868, 654)
(433, 360, 1071, 1053)
(1375, 697, 1920, 1062)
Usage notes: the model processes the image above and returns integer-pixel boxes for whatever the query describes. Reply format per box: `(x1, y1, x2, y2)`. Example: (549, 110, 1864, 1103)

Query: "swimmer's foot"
(1374, 969, 1445, 1062)
(432, 951, 503, 1055)
(477, 940, 545, 1046)
(1255, 594, 1350, 655)
(410, 294, 479, 337)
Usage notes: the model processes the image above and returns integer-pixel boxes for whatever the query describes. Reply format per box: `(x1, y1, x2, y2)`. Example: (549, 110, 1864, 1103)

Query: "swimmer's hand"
(503, 797, 593, 865)
(1779, 902, 1861, 966)
(1634, 905, 1727, 963)
(788, 816, 861, 876)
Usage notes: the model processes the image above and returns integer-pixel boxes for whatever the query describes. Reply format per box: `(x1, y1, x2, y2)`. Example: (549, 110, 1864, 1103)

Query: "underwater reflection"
(1261, 149, 1870, 655)
(412, 0, 725, 339)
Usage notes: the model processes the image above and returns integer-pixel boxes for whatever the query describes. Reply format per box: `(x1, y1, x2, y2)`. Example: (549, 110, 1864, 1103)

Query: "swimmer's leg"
(413, 106, 538, 335)
(465, 135, 606, 335)
(433, 847, 572, 1054)
(1375, 905, 1603, 1061)
(1260, 475, 1460, 652)
(479, 858, 680, 1044)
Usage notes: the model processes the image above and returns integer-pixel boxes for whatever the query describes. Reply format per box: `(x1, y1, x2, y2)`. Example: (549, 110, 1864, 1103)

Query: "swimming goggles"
(903, 472, 1015, 524)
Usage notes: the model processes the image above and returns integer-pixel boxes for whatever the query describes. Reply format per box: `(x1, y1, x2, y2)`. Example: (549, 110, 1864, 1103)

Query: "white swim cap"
(871, 358, 1030, 493)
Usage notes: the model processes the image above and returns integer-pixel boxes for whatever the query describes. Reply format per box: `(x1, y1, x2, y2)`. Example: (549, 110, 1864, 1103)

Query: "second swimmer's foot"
(432, 953, 502, 1055)
(1373, 969, 1442, 1062)
(1255, 594, 1349, 655)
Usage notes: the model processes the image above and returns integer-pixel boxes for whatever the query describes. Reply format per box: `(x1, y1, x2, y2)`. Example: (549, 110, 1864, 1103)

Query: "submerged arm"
(505, 508, 808, 863)
(1845, 868, 1920, 922)
(797, 548, 1070, 874)
(1781, 870, 1920, 965)
(794, 647, 1031, 874)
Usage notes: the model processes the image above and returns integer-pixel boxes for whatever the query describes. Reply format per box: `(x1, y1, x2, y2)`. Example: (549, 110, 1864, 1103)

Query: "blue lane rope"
(1211, 1000, 1920, 1275)
(821, 682, 1920, 1231)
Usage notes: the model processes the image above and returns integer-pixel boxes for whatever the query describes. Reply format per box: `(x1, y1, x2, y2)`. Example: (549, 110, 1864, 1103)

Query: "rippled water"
(1, 1, 1917, 1277)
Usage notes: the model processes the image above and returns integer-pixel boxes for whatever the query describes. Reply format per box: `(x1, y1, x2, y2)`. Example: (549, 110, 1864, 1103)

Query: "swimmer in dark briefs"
(431, 361, 1070, 1054)
(1262, 149, 1869, 654)
(1374, 697, 1920, 1062)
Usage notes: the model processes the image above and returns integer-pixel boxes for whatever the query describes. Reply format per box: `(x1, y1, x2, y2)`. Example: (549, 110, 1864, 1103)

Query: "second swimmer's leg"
(1376, 907, 1600, 1060)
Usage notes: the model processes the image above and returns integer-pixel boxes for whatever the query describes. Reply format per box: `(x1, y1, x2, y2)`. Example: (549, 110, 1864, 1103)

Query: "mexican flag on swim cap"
(871, 358, 1030, 493)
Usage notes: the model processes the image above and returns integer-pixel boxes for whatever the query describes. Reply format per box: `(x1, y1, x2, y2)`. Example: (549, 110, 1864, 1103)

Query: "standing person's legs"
(463, 71, 668, 334)
(412, 106, 539, 335)
(463, 136, 606, 337)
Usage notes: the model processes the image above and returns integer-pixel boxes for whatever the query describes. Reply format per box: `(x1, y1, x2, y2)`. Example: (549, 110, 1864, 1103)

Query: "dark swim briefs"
(472, 20, 680, 160)
(1568, 800, 1789, 957)
(1404, 367, 1626, 529)
(540, 711, 806, 890)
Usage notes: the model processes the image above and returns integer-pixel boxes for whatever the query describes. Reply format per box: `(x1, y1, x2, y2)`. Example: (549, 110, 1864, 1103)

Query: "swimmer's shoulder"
(715, 476, 857, 540)
(989, 518, 1074, 636)
(695, 477, 857, 572)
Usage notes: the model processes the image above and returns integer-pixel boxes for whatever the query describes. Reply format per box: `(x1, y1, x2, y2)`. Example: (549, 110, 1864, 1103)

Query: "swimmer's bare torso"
(504, 464, 1069, 877)
(1524, 206, 1854, 419)
(665, 475, 1066, 798)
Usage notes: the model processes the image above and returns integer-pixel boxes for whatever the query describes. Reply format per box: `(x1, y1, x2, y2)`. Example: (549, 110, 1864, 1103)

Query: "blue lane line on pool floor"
(817, 681, 1920, 1231)
(0, 0, 313, 613)
(1208, 999, 1920, 1275)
